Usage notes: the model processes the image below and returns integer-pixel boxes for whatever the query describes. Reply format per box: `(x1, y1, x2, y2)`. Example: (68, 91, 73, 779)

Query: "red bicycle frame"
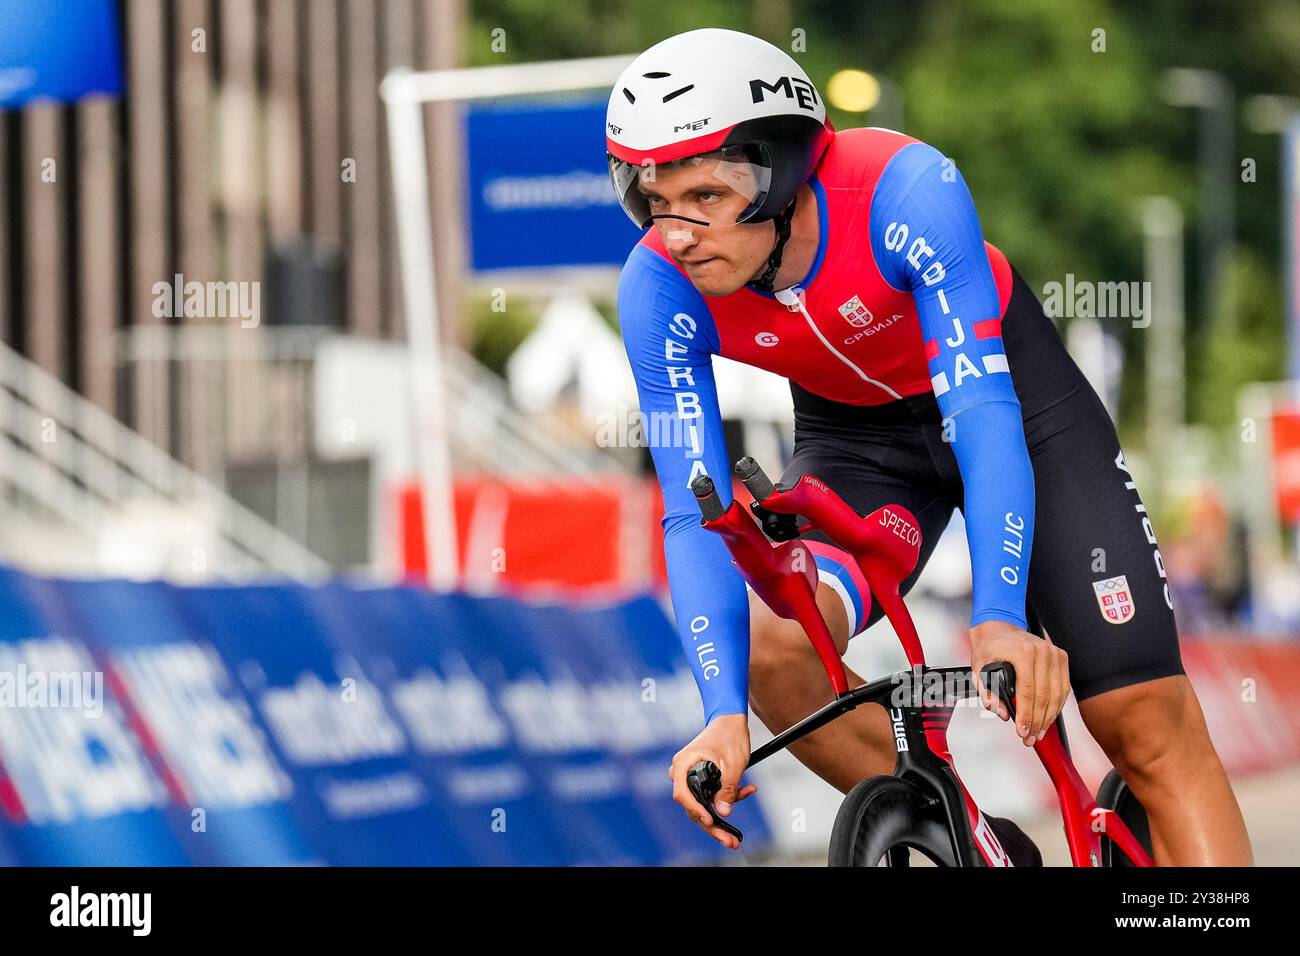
(691, 457, 1152, 867)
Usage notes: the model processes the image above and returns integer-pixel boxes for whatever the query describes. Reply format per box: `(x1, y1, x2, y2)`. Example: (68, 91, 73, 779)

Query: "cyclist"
(608, 28, 1251, 863)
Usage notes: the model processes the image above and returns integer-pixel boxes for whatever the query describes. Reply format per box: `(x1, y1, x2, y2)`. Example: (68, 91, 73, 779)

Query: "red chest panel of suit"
(639, 128, 1010, 406)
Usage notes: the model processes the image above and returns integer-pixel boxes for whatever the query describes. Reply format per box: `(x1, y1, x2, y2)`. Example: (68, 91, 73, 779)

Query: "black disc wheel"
(829, 776, 957, 867)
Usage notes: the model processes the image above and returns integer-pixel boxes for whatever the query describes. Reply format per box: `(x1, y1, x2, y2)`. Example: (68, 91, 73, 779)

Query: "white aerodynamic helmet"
(605, 28, 835, 229)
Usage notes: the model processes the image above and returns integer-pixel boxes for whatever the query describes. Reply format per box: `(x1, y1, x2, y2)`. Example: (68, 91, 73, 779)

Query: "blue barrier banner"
(0, 0, 123, 108)
(48, 578, 319, 866)
(0, 570, 190, 866)
(175, 584, 470, 866)
(526, 598, 709, 864)
(465, 98, 644, 272)
(0, 566, 754, 865)
(461, 595, 665, 864)
(307, 584, 567, 865)
(594, 596, 772, 858)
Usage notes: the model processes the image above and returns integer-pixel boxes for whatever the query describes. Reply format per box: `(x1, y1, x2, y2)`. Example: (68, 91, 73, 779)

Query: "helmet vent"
(622, 87, 635, 104)
(642, 71, 670, 78)
(661, 84, 694, 103)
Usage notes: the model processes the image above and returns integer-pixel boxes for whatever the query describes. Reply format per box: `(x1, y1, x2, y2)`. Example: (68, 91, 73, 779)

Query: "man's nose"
(661, 219, 701, 254)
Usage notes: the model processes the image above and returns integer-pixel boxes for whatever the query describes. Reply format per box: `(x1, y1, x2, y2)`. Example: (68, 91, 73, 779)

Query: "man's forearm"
(663, 517, 752, 723)
(947, 400, 1036, 628)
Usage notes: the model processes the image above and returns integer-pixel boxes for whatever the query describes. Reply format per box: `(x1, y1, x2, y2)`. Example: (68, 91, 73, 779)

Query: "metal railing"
(0, 339, 330, 580)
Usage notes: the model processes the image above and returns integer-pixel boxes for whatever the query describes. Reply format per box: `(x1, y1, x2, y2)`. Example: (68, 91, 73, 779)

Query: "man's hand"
(668, 713, 756, 849)
(969, 620, 1070, 747)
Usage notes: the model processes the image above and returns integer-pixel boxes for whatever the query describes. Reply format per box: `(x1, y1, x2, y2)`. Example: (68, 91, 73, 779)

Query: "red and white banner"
(1273, 407, 1300, 525)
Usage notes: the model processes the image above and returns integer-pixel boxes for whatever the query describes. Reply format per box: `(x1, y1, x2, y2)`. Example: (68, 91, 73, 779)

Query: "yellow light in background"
(827, 69, 881, 114)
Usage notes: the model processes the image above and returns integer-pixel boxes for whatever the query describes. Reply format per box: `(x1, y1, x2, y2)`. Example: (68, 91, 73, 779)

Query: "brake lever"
(686, 760, 743, 844)
(979, 661, 1017, 719)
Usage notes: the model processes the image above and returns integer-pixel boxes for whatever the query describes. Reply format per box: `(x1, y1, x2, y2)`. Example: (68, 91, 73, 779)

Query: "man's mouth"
(682, 257, 717, 268)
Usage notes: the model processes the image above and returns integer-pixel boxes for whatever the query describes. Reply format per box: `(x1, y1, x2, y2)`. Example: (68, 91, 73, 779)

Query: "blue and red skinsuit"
(617, 128, 1035, 724)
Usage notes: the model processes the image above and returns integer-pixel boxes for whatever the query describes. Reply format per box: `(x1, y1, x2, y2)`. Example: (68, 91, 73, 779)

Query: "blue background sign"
(0, 1, 123, 108)
(464, 98, 645, 272)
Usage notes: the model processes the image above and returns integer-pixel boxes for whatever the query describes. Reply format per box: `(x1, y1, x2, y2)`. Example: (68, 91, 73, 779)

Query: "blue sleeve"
(870, 143, 1035, 630)
(617, 245, 751, 724)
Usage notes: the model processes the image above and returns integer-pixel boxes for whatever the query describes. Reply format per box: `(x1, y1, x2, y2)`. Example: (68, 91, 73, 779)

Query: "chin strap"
(746, 194, 798, 293)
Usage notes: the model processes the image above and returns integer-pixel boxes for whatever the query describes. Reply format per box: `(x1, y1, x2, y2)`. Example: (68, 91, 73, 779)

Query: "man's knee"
(749, 583, 850, 678)
(1081, 676, 1213, 786)
(749, 595, 815, 685)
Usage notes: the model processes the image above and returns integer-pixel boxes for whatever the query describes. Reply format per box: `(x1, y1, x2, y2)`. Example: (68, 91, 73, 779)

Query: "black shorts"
(784, 264, 1185, 702)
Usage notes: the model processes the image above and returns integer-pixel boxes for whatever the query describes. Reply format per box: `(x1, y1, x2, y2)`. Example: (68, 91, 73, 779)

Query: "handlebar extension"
(691, 474, 726, 522)
(734, 456, 776, 502)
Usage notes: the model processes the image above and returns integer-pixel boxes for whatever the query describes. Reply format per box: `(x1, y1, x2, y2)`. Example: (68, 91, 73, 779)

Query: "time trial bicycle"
(685, 456, 1154, 867)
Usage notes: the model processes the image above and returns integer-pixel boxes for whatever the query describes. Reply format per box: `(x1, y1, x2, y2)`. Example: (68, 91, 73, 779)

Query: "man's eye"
(698, 192, 719, 202)
(646, 195, 665, 207)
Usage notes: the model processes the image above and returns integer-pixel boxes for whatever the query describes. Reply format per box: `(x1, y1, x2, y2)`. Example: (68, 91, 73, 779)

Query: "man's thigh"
(1022, 387, 1185, 701)
(779, 438, 954, 636)
(747, 579, 850, 656)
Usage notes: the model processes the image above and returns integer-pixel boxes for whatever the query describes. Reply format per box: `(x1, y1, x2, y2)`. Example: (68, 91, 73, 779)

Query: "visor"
(606, 144, 775, 229)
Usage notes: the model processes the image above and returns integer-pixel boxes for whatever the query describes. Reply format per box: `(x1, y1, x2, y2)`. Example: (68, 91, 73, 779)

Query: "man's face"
(636, 152, 773, 296)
